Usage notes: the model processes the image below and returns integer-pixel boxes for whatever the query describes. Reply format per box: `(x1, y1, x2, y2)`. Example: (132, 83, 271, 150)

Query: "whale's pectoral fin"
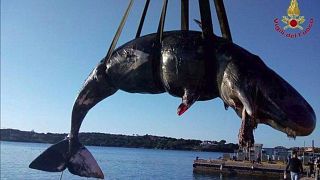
(177, 89, 200, 116)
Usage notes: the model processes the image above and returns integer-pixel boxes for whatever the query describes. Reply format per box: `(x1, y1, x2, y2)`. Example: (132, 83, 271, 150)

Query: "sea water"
(1, 141, 264, 180)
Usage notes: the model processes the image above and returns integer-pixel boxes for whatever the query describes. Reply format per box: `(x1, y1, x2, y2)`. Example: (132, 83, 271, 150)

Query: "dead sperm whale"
(29, 30, 316, 178)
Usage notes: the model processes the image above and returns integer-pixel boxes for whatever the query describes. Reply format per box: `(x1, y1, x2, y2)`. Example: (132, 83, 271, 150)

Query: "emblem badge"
(281, 0, 305, 30)
(274, 0, 314, 38)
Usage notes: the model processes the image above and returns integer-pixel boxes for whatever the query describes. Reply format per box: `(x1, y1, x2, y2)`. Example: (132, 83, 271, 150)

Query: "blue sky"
(1, 0, 319, 148)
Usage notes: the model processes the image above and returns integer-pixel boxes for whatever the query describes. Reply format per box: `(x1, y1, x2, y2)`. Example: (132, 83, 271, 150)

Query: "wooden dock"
(193, 159, 287, 179)
(193, 159, 319, 179)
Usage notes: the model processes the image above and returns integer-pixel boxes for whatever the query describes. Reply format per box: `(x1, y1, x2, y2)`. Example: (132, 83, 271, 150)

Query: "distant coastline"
(0, 129, 238, 152)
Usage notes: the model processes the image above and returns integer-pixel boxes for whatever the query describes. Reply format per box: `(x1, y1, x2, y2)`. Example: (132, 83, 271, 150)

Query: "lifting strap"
(104, 0, 134, 61)
(104, 0, 232, 61)
(181, 0, 189, 30)
(136, 0, 150, 38)
(214, 0, 232, 42)
(198, 0, 214, 39)
(157, 0, 168, 43)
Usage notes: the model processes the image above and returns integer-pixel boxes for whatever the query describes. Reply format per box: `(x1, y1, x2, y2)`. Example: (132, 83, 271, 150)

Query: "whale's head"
(218, 44, 316, 142)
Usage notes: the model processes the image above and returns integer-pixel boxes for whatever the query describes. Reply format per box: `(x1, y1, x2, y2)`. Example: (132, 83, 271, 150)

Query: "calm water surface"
(1, 141, 264, 180)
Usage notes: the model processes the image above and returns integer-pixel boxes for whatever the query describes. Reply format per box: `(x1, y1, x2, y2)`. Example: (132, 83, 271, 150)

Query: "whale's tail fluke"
(29, 139, 104, 179)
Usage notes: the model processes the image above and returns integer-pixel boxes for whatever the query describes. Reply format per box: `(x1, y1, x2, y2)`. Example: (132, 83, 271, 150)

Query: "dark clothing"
(286, 157, 303, 173)
(308, 162, 314, 175)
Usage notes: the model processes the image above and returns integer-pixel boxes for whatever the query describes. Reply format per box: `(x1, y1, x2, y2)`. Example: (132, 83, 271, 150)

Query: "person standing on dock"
(315, 157, 320, 180)
(307, 159, 314, 177)
(286, 152, 304, 180)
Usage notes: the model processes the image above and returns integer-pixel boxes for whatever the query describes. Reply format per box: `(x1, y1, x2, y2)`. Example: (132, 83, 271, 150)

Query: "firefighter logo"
(281, 0, 305, 30)
(274, 0, 314, 38)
